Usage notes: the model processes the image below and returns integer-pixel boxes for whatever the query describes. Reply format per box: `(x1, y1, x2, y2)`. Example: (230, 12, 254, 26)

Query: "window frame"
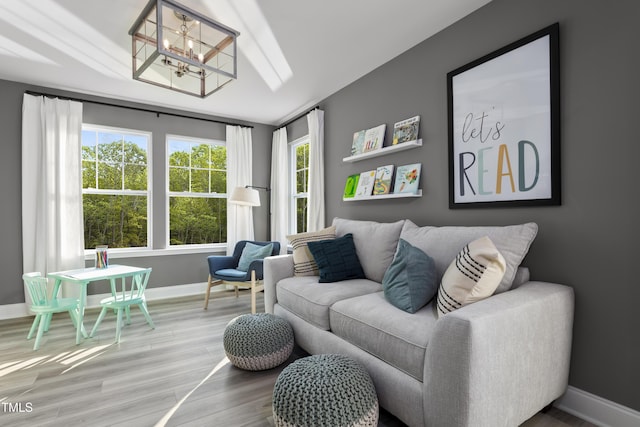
(289, 135, 310, 235)
(81, 124, 152, 253)
(166, 134, 228, 248)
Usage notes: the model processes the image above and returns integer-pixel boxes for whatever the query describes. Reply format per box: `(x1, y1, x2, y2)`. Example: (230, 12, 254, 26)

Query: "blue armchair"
(205, 240, 280, 313)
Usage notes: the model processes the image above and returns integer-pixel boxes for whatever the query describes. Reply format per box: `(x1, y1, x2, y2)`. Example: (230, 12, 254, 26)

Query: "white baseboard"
(2, 288, 638, 426)
(555, 386, 640, 427)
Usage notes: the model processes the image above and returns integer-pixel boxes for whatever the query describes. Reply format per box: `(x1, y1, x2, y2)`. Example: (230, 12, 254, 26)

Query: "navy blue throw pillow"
(307, 233, 365, 283)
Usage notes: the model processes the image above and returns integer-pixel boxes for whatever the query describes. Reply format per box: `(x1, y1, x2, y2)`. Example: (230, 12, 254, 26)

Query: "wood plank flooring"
(0, 291, 595, 426)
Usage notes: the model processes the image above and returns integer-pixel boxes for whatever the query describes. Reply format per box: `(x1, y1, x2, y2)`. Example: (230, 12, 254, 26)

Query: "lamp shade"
(229, 186, 260, 207)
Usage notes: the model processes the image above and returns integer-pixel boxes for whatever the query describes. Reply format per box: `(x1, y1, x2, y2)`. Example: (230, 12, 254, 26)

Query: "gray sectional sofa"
(264, 218, 574, 427)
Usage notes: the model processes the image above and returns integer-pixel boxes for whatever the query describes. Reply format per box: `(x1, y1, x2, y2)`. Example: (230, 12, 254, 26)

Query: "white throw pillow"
(436, 236, 506, 317)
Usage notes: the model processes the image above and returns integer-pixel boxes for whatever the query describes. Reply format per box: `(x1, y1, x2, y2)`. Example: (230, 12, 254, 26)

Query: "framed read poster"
(447, 23, 560, 208)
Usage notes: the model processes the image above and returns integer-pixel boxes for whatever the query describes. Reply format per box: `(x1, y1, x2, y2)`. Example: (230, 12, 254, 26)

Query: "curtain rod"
(278, 105, 319, 129)
(24, 90, 254, 128)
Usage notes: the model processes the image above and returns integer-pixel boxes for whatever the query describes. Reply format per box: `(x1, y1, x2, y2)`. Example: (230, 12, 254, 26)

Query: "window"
(168, 136, 227, 245)
(290, 136, 310, 234)
(82, 125, 150, 249)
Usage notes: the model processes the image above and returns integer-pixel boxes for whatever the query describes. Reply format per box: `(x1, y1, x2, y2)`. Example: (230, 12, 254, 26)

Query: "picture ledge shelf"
(343, 190, 422, 202)
(343, 139, 422, 163)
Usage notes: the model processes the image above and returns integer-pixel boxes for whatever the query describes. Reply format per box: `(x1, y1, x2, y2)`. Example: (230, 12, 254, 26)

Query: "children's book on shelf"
(392, 115, 420, 145)
(373, 165, 394, 195)
(354, 170, 376, 198)
(362, 124, 386, 153)
(343, 174, 360, 199)
(393, 163, 421, 194)
(350, 130, 365, 155)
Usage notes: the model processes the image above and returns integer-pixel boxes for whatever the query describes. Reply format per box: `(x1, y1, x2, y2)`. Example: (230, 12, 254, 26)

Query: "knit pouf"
(223, 313, 294, 371)
(272, 354, 379, 427)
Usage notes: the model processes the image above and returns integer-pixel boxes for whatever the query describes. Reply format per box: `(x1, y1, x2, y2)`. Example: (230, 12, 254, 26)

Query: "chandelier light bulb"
(163, 39, 170, 49)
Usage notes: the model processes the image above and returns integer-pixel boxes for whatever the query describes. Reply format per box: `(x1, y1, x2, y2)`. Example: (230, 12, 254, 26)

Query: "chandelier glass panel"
(129, 0, 239, 97)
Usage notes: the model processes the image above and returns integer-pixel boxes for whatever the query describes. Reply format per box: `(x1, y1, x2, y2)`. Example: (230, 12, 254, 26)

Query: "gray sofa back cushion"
(333, 218, 405, 283)
(400, 220, 538, 293)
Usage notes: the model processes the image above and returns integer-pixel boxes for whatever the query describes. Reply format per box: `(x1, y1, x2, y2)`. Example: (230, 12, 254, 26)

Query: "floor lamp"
(228, 185, 271, 238)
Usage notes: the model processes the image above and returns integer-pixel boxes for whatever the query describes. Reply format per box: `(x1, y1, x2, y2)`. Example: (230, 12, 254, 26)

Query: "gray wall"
(0, 79, 273, 303)
(318, 0, 639, 411)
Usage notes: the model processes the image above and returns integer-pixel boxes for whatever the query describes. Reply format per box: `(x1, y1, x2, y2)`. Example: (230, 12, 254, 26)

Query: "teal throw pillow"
(307, 234, 365, 283)
(237, 242, 274, 272)
(382, 239, 437, 313)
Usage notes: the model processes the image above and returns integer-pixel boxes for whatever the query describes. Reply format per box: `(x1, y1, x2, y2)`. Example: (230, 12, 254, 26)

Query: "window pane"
(124, 165, 147, 190)
(169, 196, 227, 244)
(191, 169, 209, 193)
(210, 145, 226, 169)
(210, 170, 226, 193)
(123, 139, 147, 165)
(296, 170, 306, 194)
(83, 194, 148, 248)
(98, 162, 122, 190)
(82, 131, 96, 161)
(169, 141, 190, 167)
(191, 144, 209, 168)
(97, 135, 123, 164)
(296, 197, 307, 233)
(169, 167, 189, 192)
(82, 160, 96, 189)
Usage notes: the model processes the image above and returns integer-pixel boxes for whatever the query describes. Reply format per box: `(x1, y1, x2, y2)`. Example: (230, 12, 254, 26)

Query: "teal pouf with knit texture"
(223, 313, 294, 371)
(272, 354, 379, 426)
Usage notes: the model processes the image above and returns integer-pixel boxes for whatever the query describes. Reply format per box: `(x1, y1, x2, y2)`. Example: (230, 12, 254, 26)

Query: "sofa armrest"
(424, 281, 574, 427)
(264, 255, 294, 314)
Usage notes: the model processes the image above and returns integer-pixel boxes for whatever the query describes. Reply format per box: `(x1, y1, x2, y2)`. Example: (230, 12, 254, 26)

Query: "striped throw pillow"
(436, 236, 506, 317)
(287, 226, 336, 276)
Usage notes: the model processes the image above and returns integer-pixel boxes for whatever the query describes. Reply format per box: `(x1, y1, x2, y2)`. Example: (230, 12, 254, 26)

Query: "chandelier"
(129, 0, 239, 98)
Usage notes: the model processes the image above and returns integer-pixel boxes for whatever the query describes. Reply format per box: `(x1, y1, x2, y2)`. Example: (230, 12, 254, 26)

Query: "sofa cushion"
(307, 234, 366, 283)
(330, 292, 438, 381)
(436, 236, 506, 317)
(287, 226, 336, 276)
(332, 217, 405, 283)
(276, 276, 382, 330)
(382, 239, 438, 313)
(400, 220, 537, 293)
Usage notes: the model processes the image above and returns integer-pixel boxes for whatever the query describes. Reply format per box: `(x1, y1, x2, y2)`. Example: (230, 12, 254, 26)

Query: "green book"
(343, 174, 360, 198)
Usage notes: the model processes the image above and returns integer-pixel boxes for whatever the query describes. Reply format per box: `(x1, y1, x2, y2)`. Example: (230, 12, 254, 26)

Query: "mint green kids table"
(49, 265, 151, 345)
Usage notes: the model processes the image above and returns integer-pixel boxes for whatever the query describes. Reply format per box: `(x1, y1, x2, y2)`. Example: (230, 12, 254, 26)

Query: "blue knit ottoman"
(272, 354, 379, 426)
(223, 313, 294, 371)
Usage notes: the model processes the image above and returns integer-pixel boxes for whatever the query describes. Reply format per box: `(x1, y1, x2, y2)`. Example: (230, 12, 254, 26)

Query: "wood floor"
(0, 291, 595, 427)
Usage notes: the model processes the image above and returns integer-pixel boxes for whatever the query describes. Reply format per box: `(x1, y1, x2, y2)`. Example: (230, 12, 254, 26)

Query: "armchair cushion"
(214, 269, 249, 281)
(237, 242, 274, 271)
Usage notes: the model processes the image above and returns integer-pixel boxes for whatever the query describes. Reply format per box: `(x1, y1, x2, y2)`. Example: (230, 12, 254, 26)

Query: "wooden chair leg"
(204, 275, 213, 310)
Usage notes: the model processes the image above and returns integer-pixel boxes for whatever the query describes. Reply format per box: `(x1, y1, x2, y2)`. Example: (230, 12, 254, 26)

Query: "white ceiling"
(0, 0, 491, 125)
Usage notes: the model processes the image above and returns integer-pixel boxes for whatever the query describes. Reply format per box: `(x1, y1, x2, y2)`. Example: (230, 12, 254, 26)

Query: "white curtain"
(307, 109, 325, 231)
(270, 127, 288, 254)
(22, 94, 85, 302)
(226, 125, 254, 255)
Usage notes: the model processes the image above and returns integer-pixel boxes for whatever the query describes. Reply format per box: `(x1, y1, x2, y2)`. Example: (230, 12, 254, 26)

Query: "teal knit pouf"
(272, 354, 379, 427)
(223, 313, 294, 371)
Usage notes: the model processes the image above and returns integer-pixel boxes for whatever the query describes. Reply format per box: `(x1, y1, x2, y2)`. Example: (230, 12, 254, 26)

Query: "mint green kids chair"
(90, 268, 154, 343)
(23, 272, 86, 351)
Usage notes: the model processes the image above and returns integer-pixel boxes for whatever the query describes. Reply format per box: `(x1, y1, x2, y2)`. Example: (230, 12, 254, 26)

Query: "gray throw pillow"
(382, 239, 437, 313)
